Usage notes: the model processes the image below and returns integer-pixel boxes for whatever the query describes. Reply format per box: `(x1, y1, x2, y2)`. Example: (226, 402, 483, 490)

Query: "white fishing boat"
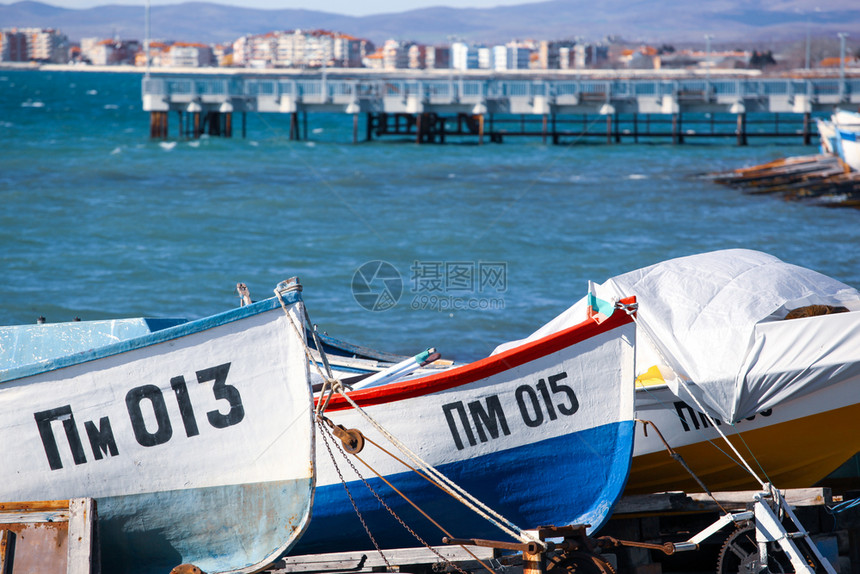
(318, 250, 860, 496)
(816, 117, 838, 155)
(0, 279, 314, 574)
(294, 300, 637, 555)
(832, 110, 860, 171)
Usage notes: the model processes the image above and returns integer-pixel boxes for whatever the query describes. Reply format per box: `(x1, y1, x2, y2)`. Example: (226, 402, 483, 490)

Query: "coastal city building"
(80, 37, 140, 65)
(232, 29, 366, 68)
(0, 27, 68, 63)
(164, 42, 214, 67)
(5, 19, 853, 72)
(0, 29, 27, 61)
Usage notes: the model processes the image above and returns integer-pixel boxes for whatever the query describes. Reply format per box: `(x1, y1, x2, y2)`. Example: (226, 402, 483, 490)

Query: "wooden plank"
(689, 487, 831, 509)
(0, 510, 69, 524)
(613, 492, 703, 515)
(0, 500, 70, 512)
(272, 545, 497, 573)
(615, 487, 832, 516)
(0, 498, 96, 574)
(67, 498, 97, 574)
(1, 530, 15, 574)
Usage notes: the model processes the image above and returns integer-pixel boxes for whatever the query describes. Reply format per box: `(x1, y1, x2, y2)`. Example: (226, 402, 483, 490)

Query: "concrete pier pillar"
(541, 114, 548, 145)
(289, 112, 298, 141)
(803, 112, 811, 146)
(192, 112, 201, 139)
(672, 113, 684, 144)
(736, 113, 748, 146)
(352, 113, 359, 144)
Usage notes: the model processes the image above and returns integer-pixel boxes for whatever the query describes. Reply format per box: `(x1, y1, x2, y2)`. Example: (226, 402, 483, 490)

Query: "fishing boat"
(316, 250, 860, 496)
(816, 117, 838, 155)
(833, 110, 860, 171)
(294, 300, 637, 555)
(0, 279, 315, 574)
(497, 249, 860, 494)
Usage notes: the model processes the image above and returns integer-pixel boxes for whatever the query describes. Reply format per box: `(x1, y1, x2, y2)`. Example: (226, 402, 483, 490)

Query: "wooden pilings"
(736, 113, 747, 146)
(149, 111, 168, 139)
(149, 109, 822, 147)
(672, 113, 684, 144)
(156, 111, 234, 140)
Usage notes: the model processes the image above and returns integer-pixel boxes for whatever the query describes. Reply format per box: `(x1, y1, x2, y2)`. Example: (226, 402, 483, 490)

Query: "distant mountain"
(0, 0, 858, 45)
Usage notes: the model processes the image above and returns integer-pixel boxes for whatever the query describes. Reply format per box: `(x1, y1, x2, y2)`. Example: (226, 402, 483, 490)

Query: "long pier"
(141, 70, 860, 144)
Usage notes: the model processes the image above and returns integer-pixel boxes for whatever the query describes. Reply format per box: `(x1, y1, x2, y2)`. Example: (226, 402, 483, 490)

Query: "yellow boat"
(493, 249, 860, 494)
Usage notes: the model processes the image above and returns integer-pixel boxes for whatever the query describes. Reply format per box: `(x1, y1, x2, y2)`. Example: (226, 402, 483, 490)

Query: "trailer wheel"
(546, 551, 616, 574)
(717, 524, 817, 574)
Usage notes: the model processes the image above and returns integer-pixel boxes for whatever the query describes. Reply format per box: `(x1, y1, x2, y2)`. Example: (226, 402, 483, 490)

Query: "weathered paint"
(0, 318, 187, 374)
(97, 478, 314, 574)
(627, 375, 860, 494)
(0, 292, 314, 574)
(295, 310, 637, 554)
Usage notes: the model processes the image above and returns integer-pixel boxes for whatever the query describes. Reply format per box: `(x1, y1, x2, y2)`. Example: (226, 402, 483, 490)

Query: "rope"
(319, 418, 482, 574)
(727, 420, 775, 487)
(827, 497, 860, 514)
(634, 381, 745, 470)
(274, 294, 510, 568)
(318, 418, 393, 571)
(622, 306, 768, 490)
(274, 291, 535, 546)
(331, 382, 539, 546)
(272, 288, 341, 418)
(636, 418, 729, 514)
(349, 449, 498, 574)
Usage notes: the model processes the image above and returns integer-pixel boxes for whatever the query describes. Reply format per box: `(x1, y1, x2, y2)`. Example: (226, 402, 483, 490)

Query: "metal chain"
(333, 388, 535, 545)
(319, 417, 472, 574)
(318, 417, 393, 571)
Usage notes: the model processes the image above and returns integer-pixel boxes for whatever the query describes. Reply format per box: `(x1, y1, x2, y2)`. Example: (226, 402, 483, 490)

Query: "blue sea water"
(2, 69, 859, 362)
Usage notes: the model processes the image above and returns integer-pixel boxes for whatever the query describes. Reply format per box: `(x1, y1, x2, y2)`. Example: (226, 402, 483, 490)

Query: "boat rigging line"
(617, 301, 770, 490)
(274, 281, 538, 565)
(318, 415, 496, 574)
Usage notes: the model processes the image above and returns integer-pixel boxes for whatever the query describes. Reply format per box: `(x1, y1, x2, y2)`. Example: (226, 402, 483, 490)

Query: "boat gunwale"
(0, 291, 303, 384)
(322, 296, 636, 412)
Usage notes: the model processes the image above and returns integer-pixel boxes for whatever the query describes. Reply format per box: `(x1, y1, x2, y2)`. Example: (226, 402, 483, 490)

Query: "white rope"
(623, 307, 767, 489)
(275, 286, 536, 545)
(273, 288, 340, 416)
(332, 383, 539, 545)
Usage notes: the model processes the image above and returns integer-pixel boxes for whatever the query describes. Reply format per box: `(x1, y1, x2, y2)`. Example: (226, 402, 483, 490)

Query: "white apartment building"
(382, 39, 408, 69)
(166, 43, 214, 67)
(490, 43, 532, 71)
(478, 46, 492, 69)
(234, 30, 363, 68)
(451, 42, 478, 70)
(24, 27, 69, 62)
(1, 27, 68, 62)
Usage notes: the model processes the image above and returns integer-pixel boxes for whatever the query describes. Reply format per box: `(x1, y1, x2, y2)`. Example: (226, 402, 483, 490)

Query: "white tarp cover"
(495, 249, 860, 423)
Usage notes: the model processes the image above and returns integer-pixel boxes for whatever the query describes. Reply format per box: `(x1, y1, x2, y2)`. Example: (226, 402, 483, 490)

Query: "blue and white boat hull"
(296, 308, 636, 554)
(0, 290, 315, 574)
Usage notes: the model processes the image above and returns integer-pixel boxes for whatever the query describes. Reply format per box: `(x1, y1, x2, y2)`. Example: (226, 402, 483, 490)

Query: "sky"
(37, 0, 544, 17)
